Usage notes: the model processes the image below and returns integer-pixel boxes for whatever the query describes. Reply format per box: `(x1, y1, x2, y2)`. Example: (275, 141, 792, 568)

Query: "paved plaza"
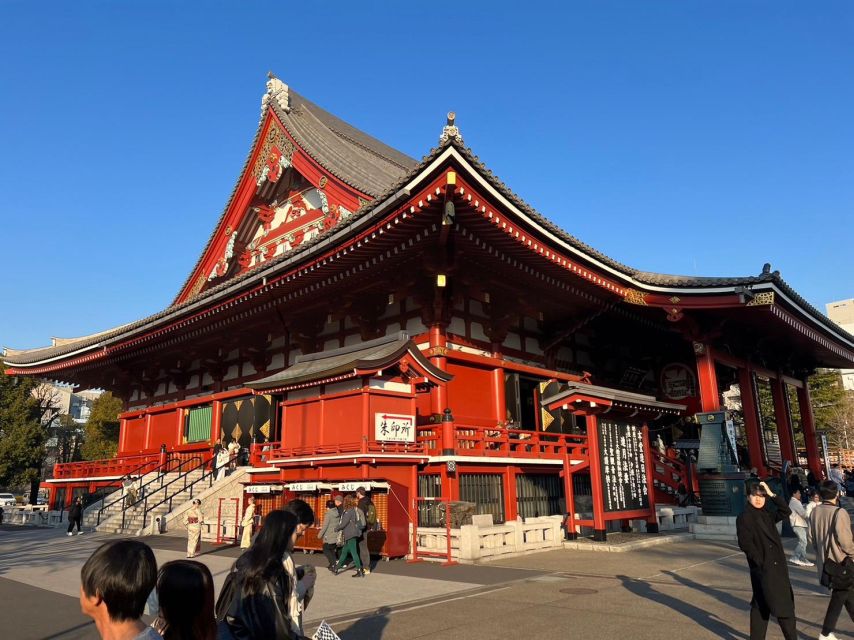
(0, 525, 850, 639)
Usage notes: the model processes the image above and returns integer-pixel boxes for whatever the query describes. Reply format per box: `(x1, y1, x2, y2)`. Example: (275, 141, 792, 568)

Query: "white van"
(0, 493, 17, 507)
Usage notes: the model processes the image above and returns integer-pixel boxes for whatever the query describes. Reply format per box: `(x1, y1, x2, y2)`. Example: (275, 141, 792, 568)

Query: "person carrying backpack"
(333, 495, 364, 578)
(356, 487, 376, 575)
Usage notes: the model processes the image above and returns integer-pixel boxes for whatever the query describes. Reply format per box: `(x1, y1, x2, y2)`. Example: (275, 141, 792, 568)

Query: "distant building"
(34, 382, 103, 478)
(827, 299, 854, 391)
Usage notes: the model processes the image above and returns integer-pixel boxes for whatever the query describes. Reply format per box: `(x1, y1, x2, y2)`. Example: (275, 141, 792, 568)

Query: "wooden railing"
(53, 453, 161, 479)
(53, 445, 213, 480)
(417, 424, 589, 461)
(651, 451, 693, 502)
(251, 440, 426, 463)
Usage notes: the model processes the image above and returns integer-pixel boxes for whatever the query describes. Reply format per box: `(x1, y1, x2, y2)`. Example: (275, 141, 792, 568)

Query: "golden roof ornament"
(439, 111, 463, 144)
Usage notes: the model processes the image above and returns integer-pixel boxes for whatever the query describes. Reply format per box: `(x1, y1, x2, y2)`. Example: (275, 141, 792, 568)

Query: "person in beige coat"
(182, 499, 205, 558)
(240, 496, 256, 549)
(809, 480, 854, 640)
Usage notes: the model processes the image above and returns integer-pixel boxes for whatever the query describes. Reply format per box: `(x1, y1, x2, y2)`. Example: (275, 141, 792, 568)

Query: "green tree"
(81, 392, 122, 460)
(0, 373, 46, 500)
(809, 369, 851, 456)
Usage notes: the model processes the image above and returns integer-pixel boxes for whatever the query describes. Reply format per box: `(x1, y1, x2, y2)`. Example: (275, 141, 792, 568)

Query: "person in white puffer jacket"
(788, 488, 813, 567)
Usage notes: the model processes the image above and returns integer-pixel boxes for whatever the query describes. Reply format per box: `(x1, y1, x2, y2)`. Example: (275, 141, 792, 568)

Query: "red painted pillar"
(771, 377, 796, 465)
(429, 324, 448, 417)
(118, 417, 128, 454)
(175, 408, 184, 448)
(562, 450, 577, 539)
(585, 414, 607, 541)
(641, 423, 659, 532)
(143, 413, 152, 451)
(440, 409, 456, 456)
(695, 344, 721, 412)
(492, 367, 506, 425)
(211, 400, 223, 447)
(361, 389, 371, 454)
(738, 368, 768, 478)
(797, 379, 823, 479)
(505, 465, 518, 521)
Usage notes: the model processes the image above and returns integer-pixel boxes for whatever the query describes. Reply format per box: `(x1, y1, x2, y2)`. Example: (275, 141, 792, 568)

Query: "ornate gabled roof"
(246, 332, 452, 392)
(172, 75, 418, 306)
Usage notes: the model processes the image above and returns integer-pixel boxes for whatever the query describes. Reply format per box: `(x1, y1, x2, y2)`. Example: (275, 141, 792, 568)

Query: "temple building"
(5, 75, 854, 547)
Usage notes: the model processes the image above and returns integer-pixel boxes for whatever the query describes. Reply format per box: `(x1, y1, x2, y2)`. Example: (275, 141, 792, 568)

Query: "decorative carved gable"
(177, 114, 366, 303)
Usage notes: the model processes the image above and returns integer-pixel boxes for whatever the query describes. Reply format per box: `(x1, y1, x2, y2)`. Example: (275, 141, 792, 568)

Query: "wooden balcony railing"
(52, 444, 213, 480)
(53, 453, 161, 479)
(251, 440, 427, 464)
(417, 424, 589, 461)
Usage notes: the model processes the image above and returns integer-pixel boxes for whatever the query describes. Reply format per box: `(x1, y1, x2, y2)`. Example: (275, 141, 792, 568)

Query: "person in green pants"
(334, 494, 365, 578)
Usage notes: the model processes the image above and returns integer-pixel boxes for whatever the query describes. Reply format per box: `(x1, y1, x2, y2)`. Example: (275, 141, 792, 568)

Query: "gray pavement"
(0, 525, 851, 639)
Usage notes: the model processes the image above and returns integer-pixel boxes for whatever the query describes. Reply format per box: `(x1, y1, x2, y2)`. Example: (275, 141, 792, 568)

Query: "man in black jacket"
(356, 487, 374, 575)
(736, 480, 798, 639)
(67, 497, 84, 536)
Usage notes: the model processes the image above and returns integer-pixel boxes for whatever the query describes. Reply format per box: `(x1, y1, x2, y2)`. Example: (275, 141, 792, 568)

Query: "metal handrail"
(131, 453, 228, 533)
(90, 456, 164, 518)
(97, 455, 202, 525)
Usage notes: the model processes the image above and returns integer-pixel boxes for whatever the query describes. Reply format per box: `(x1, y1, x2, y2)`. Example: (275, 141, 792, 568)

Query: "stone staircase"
(88, 467, 209, 536)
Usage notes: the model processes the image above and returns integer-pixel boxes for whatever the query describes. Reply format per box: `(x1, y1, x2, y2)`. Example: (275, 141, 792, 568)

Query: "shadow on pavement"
(338, 606, 391, 639)
(617, 574, 748, 640)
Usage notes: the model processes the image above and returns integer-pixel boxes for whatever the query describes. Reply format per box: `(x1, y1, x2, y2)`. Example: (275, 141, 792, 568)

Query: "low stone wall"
(416, 515, 564, 563)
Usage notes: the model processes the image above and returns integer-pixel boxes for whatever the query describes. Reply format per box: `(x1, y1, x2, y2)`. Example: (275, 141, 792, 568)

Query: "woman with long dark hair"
(155, 560, 216, 640)
(217, 510, 303, 639)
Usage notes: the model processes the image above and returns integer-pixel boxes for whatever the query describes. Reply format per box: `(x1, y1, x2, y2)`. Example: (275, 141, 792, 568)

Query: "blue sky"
(1, 1, 852, 350)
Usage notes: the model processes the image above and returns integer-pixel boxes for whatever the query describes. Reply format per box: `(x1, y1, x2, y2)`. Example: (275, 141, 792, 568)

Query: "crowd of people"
(737, 478, 854, 640)
(80, 488, 380, 639)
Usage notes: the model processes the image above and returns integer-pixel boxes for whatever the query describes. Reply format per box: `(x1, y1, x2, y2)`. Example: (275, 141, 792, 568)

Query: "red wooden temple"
(5, 74, 854, 543)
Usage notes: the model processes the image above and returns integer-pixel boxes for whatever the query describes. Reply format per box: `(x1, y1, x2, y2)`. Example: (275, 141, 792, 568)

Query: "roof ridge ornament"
(261, 71, 290, 119)
(439, 112, 463, 145)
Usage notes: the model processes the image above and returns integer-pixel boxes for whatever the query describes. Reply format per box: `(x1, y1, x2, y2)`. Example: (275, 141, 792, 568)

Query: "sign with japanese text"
(374, 412, 416, 443)
(598, 420, 649, 512)
(287, 483, 320, 492)
(245, 484, 283, 494)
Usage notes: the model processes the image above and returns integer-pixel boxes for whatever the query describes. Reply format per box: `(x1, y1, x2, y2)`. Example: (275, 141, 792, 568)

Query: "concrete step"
(690, 523, 737, 535)
(692, 532, 738, 542)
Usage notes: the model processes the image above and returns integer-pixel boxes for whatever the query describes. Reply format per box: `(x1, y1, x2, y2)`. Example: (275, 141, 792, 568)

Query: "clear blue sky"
(1, 1, 852, 350)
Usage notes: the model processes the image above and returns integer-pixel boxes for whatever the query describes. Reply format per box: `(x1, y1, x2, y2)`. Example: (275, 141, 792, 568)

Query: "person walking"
(227, 437, 241, 469)
(153, 560, 216, 640)
(333, 495, 365, 577)
(183, 499, 204, 559)
(788, 488, 813, 567)
(67, 497, 84, 536)
(239, 496, 256, 550)
(215, 445, 230, 482)
(736, 480, 798, 640)
(806, 491, 822, 520)
(318, 497, 342, 571)
(809, 480, 854, 640)
(356, 487, 376, 574)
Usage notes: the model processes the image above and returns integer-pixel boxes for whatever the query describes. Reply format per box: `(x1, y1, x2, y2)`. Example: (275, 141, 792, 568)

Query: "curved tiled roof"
(5, 85, 853, 367)
(280, 90, 417, 197)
